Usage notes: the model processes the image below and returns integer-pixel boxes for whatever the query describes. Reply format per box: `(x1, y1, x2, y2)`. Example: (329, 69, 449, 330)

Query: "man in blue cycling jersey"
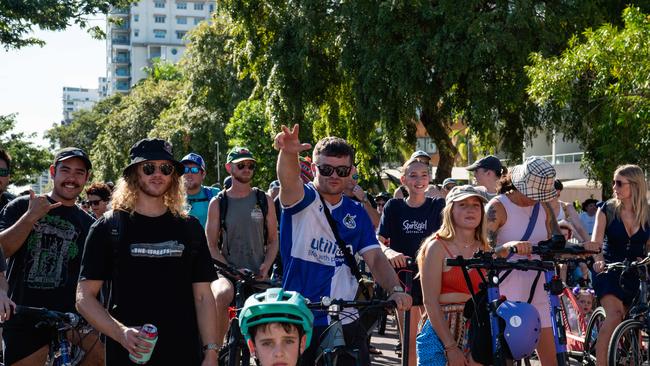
(274, 124, 412, 366)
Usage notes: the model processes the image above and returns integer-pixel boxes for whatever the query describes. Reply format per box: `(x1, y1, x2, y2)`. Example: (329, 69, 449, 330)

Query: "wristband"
(203, 343, 219, 353)
(443, 342, 456, 350)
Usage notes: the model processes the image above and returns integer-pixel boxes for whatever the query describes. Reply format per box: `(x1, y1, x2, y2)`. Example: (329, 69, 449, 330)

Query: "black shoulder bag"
(318, 194, 373, 301)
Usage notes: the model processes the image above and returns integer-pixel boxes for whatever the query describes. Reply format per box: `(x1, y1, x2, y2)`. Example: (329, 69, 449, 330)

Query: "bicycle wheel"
(583, 306, 606, 366)
(608, 319, 648, 366)
(218, 321, 242, 366)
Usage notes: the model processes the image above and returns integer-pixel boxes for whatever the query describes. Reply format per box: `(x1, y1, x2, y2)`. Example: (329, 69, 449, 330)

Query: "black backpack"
(216, 188, 268, 255)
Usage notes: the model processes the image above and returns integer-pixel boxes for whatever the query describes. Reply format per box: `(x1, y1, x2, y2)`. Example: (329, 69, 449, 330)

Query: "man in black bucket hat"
(77, 138, 219, 366)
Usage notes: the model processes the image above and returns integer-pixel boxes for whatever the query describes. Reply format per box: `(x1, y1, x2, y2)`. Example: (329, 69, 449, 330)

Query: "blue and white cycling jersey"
(280, 183, 380, 326)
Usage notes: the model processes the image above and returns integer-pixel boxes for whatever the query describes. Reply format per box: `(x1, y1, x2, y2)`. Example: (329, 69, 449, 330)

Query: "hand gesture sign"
(273, 124, 312, 154)
(27, 190, 62, 222)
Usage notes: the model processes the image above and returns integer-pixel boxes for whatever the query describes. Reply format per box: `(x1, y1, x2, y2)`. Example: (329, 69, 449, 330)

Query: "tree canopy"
(0, 0, 133, 49)
(527, 6, 650, 196)
(0, 114, 52, 186)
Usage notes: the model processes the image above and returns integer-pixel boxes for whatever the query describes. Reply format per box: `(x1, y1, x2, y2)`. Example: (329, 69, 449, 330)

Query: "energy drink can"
(129, 324, 158, 364)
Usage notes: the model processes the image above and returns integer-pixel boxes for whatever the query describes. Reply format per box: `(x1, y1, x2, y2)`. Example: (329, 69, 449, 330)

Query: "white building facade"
(106, 0, 214, 94)
(62, 86, 100, 125)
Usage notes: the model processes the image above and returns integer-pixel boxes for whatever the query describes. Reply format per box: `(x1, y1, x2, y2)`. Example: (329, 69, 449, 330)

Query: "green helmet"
(239, 288, 314, 345)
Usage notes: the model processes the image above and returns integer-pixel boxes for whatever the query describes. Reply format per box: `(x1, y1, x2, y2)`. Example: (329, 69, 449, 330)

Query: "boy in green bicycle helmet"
(240, 288, 314, 366)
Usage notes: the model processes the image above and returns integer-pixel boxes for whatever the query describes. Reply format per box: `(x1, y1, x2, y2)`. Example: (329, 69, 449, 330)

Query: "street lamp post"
(215, 141, 221, 184)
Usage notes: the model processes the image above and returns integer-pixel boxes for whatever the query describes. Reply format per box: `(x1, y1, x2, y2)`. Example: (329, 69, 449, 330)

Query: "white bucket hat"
(511, 156, 557, 202)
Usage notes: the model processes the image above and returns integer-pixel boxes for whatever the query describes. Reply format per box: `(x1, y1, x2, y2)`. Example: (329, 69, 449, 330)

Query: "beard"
(138, 178, 172, 198)
(232, 173, 253, 184)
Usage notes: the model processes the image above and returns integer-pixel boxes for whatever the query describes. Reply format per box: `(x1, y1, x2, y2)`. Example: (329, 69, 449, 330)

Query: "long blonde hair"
(417, 198, 489, 270)
(112, 165, 188, 217)
(612, 164, 649, 230)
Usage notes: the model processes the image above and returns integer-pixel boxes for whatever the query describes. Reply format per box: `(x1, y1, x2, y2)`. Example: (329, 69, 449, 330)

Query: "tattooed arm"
(485, 199, 504, 249)
(485, 199, 533, 256)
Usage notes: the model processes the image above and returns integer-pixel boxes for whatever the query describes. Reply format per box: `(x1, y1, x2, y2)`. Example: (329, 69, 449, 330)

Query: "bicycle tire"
(225, 322, 242, 366)
(608, 319, 648, 366)
(582, 306, 606, 366)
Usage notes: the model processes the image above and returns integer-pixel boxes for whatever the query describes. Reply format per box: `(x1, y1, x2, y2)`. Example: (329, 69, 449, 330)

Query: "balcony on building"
(111, 36, 130, 45)
(115, 81, 130, 92)
(111, 20, 130, 32)
(115, 67, 131, 78)
(113, 53, 131, 64)
(110, 7, 129, 15)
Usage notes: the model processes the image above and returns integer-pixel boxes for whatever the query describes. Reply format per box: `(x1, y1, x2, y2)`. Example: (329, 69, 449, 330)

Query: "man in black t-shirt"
(0, 147, 100, 366)
(76, 138, 219, 366)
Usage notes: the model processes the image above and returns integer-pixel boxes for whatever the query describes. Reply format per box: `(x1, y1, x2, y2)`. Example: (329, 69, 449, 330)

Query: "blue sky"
(0, 18, 106, 147)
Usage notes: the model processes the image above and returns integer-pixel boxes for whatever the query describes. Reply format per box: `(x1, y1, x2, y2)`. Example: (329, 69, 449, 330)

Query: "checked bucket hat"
(511, 156, 557, 202)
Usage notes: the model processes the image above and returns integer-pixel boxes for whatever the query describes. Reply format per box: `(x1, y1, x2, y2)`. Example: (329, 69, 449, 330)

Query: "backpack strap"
(217, 190, 228, 255)
(102, 209, 127, 308)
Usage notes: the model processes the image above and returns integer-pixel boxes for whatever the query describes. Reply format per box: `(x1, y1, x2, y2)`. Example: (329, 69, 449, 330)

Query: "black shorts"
(3, 314, 51, 365)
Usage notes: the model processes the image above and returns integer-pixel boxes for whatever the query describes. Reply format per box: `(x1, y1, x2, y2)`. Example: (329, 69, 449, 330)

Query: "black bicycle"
(213, 259, 279, 366)
(605, 255, 650, 365)
(307, 297, 397, 366)
(1, 305, 91, 366)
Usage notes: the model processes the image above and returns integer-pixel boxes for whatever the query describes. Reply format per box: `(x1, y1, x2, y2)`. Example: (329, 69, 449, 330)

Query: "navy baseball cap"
(466, 155, 503, 173)
(181, 153, 206, 171)
(54, 147, 92, 170)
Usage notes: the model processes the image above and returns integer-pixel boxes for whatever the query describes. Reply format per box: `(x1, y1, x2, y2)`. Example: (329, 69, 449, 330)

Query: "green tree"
(527, 6, 650, 197)
(225, 100, 276, 188)
(44, 94, 123, 153)
(0, 0, 133, 49)
(150, 17, 256, 185)
(0, 114, 52, 186)
(220, 1, 650, 183)
(92, 78, 183, 181)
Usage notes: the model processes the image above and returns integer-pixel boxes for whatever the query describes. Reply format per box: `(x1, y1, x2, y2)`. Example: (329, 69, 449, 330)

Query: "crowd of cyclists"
(0, 123, 647, 366)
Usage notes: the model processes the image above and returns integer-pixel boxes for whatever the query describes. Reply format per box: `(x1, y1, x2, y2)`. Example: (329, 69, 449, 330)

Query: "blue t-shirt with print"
(280, 183, 380, 326)
(187, 186, 220, 229)
(377, 197, 445, 258)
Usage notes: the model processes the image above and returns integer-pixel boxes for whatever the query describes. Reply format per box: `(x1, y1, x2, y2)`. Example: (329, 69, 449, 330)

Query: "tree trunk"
(420, 106, 457, 184)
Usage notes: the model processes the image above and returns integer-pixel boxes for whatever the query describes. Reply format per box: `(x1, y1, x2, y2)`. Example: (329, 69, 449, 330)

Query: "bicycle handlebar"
(532, 244, 599, 257)
(9, 306, 80, 328)
(306, 298, 397, 311)
(212, 258, 280, 288)
(604, 255, 650, 272)
(445, 252, 555, 272)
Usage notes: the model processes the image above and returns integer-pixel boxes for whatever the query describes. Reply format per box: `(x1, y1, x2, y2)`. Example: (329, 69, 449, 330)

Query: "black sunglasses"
(236, 162, 256, 170)
(613, 180, 632, 187)
(184, 166, 201, 174)
(316, 164, 352, 177)
(0, 168, 8, 177)
(142, 163, 175, 176)
(88, 199, 105, 206)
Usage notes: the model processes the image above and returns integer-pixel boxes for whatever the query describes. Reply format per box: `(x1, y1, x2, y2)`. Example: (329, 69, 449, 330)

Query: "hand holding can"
(129, 324, 158, 364)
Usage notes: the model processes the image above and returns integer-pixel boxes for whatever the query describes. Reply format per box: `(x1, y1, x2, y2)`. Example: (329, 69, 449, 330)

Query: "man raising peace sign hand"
(275, 125, 412, 366)
(0, 147, 102, 366)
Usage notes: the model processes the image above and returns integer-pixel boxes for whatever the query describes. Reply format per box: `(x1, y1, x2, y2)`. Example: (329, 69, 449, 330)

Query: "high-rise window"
(133, 14, 139, 22)
(177, 16, 187, 24)
(176, 31, 187, 39)
(194, 2, 204, 10)
(176, 1, 187, 9)
(193, 17, 204, 25)
(209, 3, 214, 12)
(154, 15, 166, 23)
(154, 29, 166, 39)
(154, 1, 165, 8)
(134, 29, 139, 37)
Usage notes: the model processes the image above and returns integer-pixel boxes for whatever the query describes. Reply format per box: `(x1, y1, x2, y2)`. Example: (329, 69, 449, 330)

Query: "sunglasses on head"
(316, 164, 352, 177)
(236, 162, 256, 170)
(184, 166, 201, 174)
(88, 199, 104, 206)
(0, 168, 8, 177)
(142, 163, 175, 176)
(612, 179, 632, 187)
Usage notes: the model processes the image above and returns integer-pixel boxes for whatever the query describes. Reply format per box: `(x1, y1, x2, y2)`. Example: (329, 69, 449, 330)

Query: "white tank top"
(495, 194, 548, 259)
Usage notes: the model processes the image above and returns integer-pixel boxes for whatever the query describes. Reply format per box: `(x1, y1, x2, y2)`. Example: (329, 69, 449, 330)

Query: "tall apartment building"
(106, 0, 214, 94)
(62, 86, 100, 125)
